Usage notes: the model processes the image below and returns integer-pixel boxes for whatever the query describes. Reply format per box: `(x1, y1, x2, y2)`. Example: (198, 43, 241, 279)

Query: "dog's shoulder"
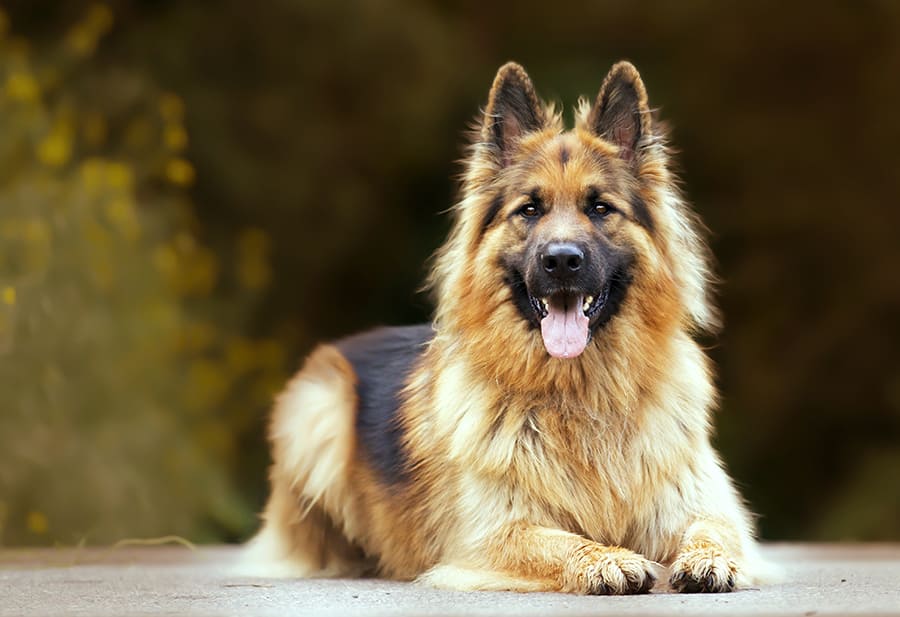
(335, 324, 434, 484)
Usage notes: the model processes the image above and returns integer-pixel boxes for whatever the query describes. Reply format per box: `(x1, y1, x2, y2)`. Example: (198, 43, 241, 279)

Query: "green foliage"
(0, 5, 285, 545)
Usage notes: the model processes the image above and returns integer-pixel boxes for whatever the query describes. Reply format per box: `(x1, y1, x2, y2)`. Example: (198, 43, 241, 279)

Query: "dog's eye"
(519, 203, 542, 219)
(589, 200, 613, 218)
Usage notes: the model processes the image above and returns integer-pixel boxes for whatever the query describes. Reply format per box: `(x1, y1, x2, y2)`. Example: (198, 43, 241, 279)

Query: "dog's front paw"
(565, 545, 657, 595)
(669, 544, 737, 593)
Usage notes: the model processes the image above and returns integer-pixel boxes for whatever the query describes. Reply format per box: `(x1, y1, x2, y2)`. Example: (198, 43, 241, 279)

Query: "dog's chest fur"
(408, 354, 679, 552)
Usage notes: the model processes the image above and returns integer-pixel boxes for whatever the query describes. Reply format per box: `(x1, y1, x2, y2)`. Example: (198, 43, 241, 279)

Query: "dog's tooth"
(585, 295, 594, 305)
(541, 298, 549, 309)
(583, 301, 591, 313)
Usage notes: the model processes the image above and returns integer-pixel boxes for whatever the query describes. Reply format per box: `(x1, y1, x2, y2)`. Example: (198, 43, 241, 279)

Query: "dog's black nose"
(541, 243, 584, 279)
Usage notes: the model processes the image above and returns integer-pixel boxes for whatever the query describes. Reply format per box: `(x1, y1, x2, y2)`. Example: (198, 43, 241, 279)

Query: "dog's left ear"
(587, 61, 652, 163)
(482, 62, 546, 166)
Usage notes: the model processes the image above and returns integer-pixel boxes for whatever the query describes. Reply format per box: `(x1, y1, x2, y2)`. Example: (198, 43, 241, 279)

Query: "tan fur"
(243, 61, 775, 594)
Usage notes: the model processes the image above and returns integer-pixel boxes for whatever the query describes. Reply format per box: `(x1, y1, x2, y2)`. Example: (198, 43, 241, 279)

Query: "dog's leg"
(240, 344, 367, 578)
(418, 564, 558, 592)
(668, 517, 743, 593)
(663, 446, 778, 593)
(239, 474, 370, 578)
(422, 523, 658, 594)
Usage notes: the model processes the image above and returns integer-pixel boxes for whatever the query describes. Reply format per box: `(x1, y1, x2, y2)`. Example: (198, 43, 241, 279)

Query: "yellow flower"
(165, 158, 195, 187)
(80, 158, 107, 191)
(26, 511, 48, 535)
(105, 162, 134, 191)
(5, 72, 40, 102)
(85, 4, 114, 35)
(37, 132, 72, 168)
(65, 5, 112, 56)
(163, 124, 188, 151)
(66, 26, 97, 57)
(2, 287, 15, 306)
(237, 259, 271, 291)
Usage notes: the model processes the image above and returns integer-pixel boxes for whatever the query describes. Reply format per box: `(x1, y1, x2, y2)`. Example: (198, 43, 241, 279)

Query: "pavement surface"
(1, 544, 898, 616)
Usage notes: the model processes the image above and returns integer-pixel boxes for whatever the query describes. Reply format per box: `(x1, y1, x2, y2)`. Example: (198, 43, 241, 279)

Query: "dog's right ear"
(481, 62, 546, 166)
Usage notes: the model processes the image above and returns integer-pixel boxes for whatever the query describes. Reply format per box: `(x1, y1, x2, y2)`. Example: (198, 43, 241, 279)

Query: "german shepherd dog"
(244, 61, 769, 594)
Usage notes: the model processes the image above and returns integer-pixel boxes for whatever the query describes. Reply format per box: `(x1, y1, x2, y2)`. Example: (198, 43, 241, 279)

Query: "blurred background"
(0, 0, 898, 547)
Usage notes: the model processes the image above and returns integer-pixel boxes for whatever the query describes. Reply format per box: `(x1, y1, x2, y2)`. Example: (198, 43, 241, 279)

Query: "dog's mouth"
(527, 284, 611, 359)
(505, 266, 631, 360)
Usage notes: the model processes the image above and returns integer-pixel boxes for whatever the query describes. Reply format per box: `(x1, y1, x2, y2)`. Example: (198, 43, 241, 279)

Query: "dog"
(243, 61, 770, 594)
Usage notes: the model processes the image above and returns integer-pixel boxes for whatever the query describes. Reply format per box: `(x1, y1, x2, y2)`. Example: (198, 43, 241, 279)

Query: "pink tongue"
(540, 295, 589, 359)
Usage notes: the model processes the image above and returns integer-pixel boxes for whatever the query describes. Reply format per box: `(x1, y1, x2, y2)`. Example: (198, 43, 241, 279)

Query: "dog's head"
(431, 62, 716, 363)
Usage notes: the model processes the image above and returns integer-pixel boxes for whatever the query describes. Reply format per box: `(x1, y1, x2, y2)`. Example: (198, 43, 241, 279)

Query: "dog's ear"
(482, 62, 546, 166)
(587, 61, 652, 163)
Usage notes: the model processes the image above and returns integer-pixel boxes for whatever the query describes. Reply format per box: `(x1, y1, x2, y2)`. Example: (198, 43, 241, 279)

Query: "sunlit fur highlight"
(243, 61, 775, 594)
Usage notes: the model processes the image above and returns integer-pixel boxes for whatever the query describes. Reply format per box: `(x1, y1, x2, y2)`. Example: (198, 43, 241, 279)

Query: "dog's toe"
(568, 545, 657, 595)
(669, 545, 737, 593)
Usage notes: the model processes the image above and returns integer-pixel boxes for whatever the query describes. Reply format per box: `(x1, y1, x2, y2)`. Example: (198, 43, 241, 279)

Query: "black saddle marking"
(336, 324, 434, 485)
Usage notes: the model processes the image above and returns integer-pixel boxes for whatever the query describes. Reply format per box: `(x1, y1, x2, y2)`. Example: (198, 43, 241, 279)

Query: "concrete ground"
(1, 544, 898, 616)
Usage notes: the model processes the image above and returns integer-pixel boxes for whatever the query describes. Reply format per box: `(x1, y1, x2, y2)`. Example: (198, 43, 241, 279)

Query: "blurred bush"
(0, 5, 286, 545)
